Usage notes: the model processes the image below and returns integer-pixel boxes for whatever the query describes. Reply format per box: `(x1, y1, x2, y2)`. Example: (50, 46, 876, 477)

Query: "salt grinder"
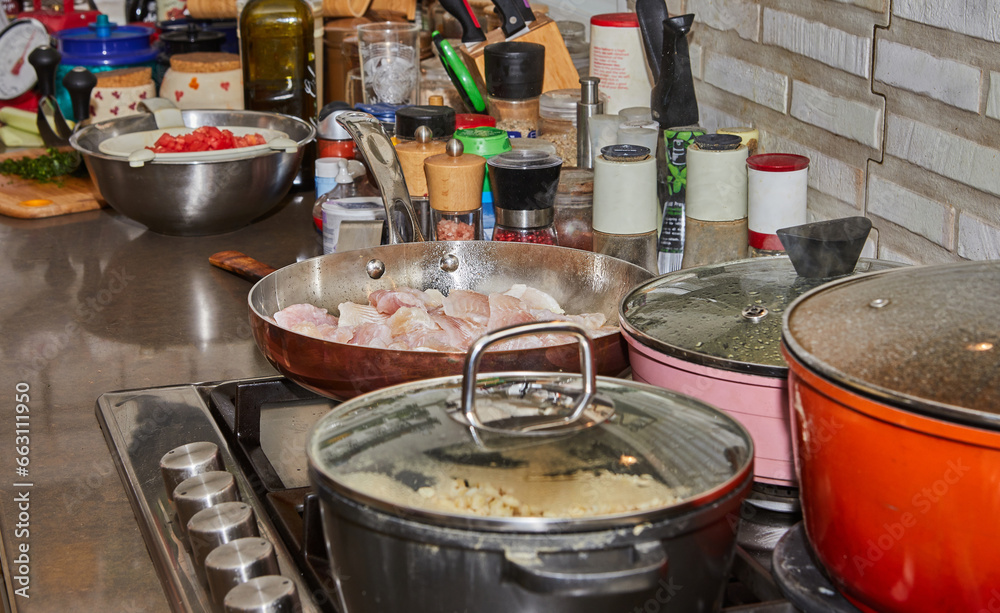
(576, 76, 604, 169)
(224, 575, 302, 613)
(592, 144, 659, 272)
(396, 125, 447, 237)
(423, 139, 486, 241)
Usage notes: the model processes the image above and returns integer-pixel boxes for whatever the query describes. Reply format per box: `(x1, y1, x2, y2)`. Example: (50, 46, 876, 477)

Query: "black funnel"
(777, 216, 873, 278)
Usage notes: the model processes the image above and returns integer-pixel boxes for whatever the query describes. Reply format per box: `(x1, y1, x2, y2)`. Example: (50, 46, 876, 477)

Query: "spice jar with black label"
(487, 149, 562, 244)
(484, 42, 544, 139)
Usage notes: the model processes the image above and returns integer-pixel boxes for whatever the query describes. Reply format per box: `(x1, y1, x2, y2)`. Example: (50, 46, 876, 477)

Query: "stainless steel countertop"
(0, 192, 322, 611)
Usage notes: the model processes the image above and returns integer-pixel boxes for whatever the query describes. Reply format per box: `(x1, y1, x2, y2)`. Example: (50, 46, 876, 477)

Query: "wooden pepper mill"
(424, 139, 487, 241)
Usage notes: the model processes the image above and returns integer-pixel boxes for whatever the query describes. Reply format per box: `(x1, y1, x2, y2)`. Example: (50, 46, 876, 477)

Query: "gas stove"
(96, 376, 854, 613)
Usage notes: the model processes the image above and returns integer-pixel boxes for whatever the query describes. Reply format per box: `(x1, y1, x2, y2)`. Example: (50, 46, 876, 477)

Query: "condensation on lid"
(747, 153, 809, 172)
(784, 260, 1000, 424)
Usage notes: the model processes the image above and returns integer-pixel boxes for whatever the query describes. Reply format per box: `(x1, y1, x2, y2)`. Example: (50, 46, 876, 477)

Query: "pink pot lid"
(620, 256, 904, 378)
(783, 260, 1000, 430)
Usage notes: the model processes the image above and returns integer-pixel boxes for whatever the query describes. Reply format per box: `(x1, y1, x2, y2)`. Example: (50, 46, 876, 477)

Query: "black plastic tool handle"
(439, 0, 487, 43)
(28, 45, 61, 98)
(63, 67, 98, 122)
(491, 0, 528, 37)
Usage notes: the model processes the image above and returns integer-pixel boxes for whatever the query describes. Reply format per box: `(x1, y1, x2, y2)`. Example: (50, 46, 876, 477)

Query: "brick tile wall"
(679, 0, 1000, 262)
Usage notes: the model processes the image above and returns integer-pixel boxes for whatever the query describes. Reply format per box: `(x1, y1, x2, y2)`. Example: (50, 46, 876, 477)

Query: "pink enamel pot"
(619, 257, 903, 488)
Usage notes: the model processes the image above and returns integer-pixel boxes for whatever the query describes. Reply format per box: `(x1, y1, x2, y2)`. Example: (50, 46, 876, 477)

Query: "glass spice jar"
(539, 88, 580, 167)
(484, 42, 545, 139)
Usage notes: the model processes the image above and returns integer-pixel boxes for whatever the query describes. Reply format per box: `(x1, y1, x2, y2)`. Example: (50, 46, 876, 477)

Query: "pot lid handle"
(461, 321, 597, 435)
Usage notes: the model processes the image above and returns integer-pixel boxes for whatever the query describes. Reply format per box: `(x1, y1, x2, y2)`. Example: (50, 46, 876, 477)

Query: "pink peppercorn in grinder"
(487, 149, 563, 244)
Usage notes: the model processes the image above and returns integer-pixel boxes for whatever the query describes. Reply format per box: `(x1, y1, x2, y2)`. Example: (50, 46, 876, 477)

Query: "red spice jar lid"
(455, 113, 496, 130)
(747, 153, 809, 172)
(591, 13, 639, 28)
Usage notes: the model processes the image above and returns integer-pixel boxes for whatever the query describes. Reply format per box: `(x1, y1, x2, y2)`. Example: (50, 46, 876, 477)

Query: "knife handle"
(492, 0, 528, 37)
(439, 0, 487, 43)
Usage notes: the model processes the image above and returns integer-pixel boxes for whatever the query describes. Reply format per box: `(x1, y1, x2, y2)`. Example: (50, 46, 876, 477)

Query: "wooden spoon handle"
(209, 250, 277, 282)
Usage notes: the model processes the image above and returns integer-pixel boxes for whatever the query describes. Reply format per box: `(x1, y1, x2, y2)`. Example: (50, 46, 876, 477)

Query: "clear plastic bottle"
(312, 160, 379, 232)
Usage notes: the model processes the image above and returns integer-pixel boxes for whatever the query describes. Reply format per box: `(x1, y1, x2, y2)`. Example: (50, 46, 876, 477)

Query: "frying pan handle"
(462, 321, 596, 432)
(209, 250, 277, 282)
(335, 112, 425, 244)
(504, 541, 668, 596)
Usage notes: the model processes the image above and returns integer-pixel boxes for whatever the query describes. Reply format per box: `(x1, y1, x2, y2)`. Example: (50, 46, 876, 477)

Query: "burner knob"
(224, 575, 302, 613)
(188, 502, 259, 581)
(173, 471, 239, 538)
(205, 537, 280, 609)
(160, 442, 223, 502)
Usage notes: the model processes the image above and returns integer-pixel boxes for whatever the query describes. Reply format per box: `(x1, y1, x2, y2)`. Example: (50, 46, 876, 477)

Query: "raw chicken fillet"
(271, 285, 616, 352)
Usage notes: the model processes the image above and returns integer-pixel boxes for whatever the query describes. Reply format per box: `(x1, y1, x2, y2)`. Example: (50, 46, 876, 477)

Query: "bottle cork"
(424, 139, 487, 212)
(396, 126, 446, 197)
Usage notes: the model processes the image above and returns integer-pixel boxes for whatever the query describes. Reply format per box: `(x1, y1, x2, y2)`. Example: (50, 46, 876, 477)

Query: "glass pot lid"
(783, 260, 1000, 430)
(620, 256, 903, 377)
(307, 323, 753, 532)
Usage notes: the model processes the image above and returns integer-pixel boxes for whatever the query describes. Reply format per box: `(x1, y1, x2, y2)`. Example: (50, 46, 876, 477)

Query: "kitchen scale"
(0, 18, 51, 110)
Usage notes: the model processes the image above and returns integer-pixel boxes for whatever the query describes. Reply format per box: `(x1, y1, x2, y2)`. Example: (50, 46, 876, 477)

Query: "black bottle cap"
(694, 133, 743, 151)
(600, 144, 650, 162)
(161, 24, 225, 55)
(483, 42, 545, 100)
(394, 105, 457, 139)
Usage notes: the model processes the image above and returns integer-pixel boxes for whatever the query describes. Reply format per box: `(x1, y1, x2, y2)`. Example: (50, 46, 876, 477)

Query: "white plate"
(98, 126, 289, 162)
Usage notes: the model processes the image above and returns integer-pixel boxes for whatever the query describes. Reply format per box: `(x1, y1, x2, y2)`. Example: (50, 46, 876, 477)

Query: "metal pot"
(307, 322, 754, 613)
(619, 256, 903, 488)
(781, 260, 1000, 612)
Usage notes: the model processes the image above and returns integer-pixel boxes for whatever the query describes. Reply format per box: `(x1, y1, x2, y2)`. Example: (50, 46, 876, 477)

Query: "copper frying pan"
(213, 113, 654, 399)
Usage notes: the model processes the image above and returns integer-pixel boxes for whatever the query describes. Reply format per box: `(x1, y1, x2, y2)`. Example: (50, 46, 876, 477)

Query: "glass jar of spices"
(484, 42, 544, 139)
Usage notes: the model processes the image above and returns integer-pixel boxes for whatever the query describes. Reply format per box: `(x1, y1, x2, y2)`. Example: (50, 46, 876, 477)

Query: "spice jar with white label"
(484, 42, 545, 139)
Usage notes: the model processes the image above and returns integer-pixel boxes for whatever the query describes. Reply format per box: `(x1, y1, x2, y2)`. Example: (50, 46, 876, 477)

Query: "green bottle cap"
(455, 127, 512, 158)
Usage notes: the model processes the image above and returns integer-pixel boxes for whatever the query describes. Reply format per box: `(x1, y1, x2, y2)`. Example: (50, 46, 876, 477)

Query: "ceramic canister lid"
(308, 367, 752, 531)
(783, 260, 1000, 428)
(620, 256, 905, 377)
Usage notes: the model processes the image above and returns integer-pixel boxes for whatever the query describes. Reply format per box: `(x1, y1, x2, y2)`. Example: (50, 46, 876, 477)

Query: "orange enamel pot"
(781, 260, 1000, 613)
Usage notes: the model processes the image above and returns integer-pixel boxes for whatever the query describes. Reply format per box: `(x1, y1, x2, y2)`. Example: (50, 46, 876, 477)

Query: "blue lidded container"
(354, 103, 408, 137)
(55, 15, 159, 117)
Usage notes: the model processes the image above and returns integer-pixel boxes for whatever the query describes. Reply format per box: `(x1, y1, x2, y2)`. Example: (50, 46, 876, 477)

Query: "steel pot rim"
(307, 372, 756, 533)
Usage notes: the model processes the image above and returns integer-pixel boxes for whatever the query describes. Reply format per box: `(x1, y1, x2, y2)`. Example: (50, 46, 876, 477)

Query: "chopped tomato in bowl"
(148, 126, 268, 154)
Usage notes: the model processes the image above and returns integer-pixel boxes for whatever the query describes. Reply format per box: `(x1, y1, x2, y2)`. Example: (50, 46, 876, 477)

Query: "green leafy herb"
(0, 148, 80, 184)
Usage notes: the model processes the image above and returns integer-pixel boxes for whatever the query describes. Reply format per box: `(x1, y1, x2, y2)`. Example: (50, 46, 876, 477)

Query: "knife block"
(458, 15, 581, 96)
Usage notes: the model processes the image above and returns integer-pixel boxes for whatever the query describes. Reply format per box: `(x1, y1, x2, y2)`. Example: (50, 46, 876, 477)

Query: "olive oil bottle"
(240, 0, 317, 190)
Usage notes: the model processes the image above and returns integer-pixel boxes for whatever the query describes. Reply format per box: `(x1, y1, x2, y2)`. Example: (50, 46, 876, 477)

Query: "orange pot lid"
(783, 260, 1000, 430)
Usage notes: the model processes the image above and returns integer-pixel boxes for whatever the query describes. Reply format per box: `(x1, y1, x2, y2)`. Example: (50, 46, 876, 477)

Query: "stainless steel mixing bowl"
(70, 109, 315, 236)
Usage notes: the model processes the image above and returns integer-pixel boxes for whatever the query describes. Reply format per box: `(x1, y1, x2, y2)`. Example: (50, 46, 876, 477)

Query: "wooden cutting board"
(0, 148, 104, 219)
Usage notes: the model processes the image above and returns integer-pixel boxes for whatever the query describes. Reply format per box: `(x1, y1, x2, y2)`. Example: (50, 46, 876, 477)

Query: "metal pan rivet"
(869, 297, 890, 309)
(366, 259, 386, 279)
(741, 305, 768, 323)
(440, 253, 460, 273)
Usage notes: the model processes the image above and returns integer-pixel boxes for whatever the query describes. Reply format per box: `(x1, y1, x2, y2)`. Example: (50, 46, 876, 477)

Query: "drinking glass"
(356, 22, 420, 105)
